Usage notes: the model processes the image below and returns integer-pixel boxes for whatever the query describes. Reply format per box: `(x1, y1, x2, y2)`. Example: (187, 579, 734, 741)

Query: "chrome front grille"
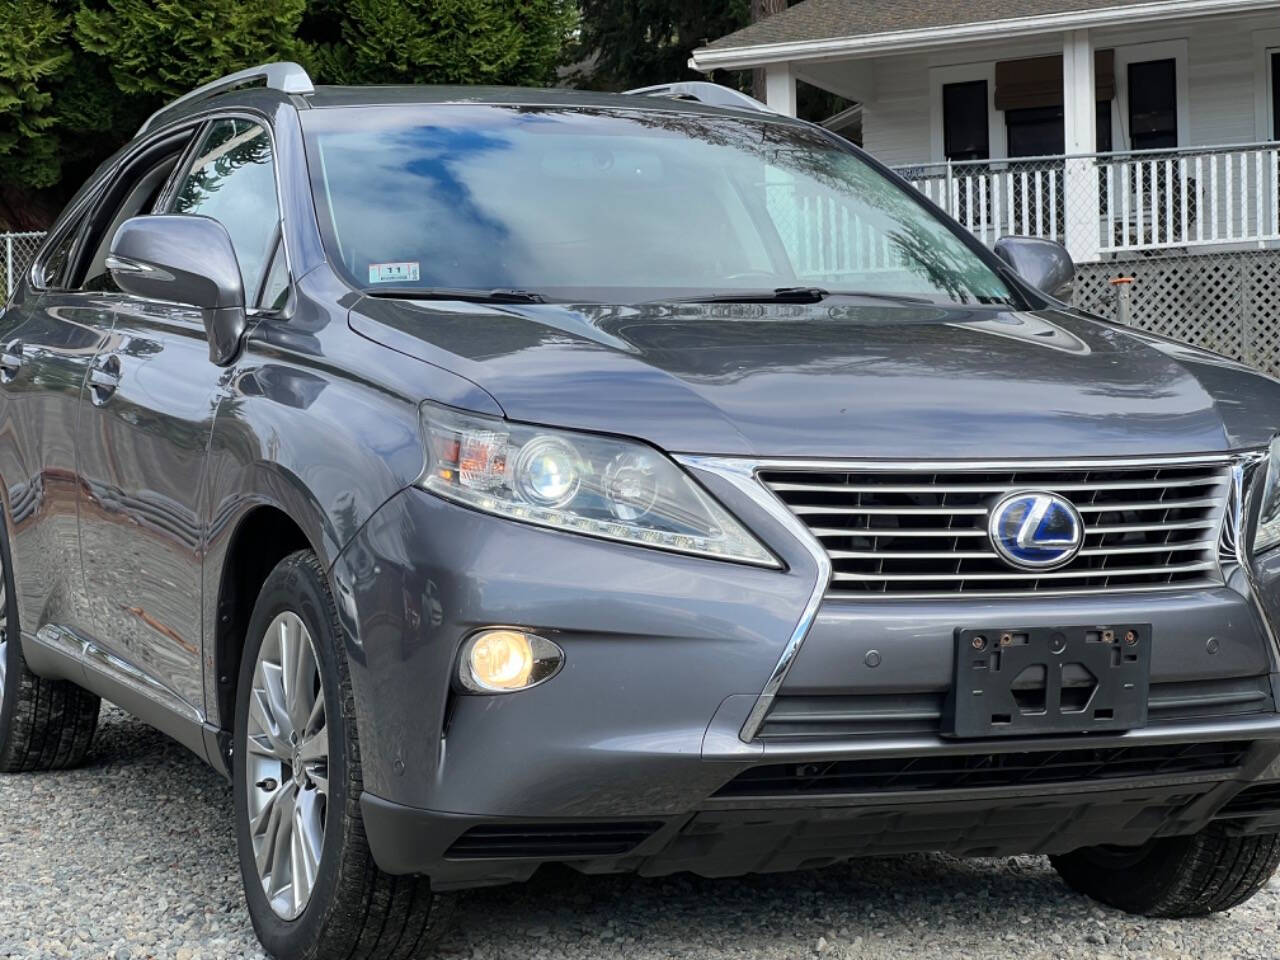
(757, 458, 1233, 598)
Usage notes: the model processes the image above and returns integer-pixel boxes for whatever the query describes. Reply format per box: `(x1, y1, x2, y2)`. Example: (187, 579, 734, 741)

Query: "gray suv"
(3, 62, 1280, 960)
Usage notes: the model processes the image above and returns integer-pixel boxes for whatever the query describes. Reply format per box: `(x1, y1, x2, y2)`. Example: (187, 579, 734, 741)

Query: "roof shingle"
(704, 0, 1181, 51)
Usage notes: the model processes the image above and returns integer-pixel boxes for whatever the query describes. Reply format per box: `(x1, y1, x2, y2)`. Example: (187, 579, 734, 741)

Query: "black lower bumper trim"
(445, 821, 666, 860)
(715, 740, 1253, 798)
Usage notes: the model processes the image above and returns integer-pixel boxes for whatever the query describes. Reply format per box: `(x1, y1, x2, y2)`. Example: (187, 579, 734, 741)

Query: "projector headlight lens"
(418, 402, 776, 566)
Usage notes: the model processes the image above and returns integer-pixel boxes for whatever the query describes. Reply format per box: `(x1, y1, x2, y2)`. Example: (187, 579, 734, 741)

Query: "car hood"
(349, 297, 1280, 459)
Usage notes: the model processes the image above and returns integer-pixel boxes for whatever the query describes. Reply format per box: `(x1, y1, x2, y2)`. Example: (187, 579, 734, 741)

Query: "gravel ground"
(3, 706, 1280, 960)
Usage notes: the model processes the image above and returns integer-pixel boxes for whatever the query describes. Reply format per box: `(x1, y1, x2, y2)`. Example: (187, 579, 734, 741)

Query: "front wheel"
(233, 550, 445, 960)
(1050, 825, 1280, 917)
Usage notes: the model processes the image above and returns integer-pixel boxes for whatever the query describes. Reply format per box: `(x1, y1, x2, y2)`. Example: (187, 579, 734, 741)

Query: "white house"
(691, 0, 1280, 370)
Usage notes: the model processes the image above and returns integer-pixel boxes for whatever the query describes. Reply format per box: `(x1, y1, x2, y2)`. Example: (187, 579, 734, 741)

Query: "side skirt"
(21, 624, 225, 774)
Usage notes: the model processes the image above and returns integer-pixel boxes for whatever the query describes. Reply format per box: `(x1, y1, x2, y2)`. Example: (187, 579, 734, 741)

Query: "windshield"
(302, 104, 1015, 306)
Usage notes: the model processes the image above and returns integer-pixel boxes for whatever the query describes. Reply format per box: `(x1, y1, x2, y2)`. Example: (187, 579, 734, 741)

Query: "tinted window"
(1128, 59, 1178, 150)
(303, 106, 1013, 307)
(1272, 52, 1278, 140)
(1005, 105, 1064, 158)
(81, 155, 183, 293)
(943, 81, 990, 162)
(36, 220, 84, 290)
(172, 119, 279, 303)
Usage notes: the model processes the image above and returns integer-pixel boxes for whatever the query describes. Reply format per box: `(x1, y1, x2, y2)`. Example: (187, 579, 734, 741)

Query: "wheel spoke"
(270, 785, 297, 904)
(292, 787, 323, 910)
(249, 686, 291, 760)
(304, 687, 325, 741)
(308, 768, 329, 798)
(288, 632, 318, 735)
(253, 782, 292, 881)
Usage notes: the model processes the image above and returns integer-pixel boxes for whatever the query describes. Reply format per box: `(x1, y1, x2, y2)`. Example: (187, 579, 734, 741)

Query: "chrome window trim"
(685, 450, 1269, 744)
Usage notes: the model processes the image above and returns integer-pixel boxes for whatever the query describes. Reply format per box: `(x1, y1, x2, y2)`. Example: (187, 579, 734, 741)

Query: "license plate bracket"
(943, 624, 1151, 738)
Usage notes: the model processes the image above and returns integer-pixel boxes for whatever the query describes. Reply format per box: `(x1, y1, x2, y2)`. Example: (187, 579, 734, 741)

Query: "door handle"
(0, 339, 23, 382)
(88, 354, 121, 405)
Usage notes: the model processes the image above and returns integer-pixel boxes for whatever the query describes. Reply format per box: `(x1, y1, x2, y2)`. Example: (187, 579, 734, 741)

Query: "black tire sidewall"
(0, 510, 20, 753)
(234, 553, 351, 958)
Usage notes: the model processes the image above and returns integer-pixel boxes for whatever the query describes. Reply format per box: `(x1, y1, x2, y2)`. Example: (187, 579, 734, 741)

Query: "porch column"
(764, 62, 797, 117)
(1063, 29, 1101, 262)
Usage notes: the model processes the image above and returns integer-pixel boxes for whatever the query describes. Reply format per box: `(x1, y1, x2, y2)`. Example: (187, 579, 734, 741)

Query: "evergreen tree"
(306, 0, 575, 88)
(0, 0, 578, 227)
(0, 1, 74, 193)
(572, 0, 751, 92)
(76, 0, 308, 98)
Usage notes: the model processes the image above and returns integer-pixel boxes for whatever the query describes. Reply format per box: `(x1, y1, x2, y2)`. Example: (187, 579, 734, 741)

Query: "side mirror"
(107, 214, 248, 366)
(993, 236, 1075, 303)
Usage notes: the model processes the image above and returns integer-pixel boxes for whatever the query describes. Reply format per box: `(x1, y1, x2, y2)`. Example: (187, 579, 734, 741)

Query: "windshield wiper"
(362, 286, 547, 304)
(668, 287, 934, 305)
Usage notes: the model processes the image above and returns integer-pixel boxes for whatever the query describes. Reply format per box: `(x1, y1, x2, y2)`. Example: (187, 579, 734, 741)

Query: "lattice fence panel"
(1245, 254, 1280, 375)
(1076, 249, 1280, 376)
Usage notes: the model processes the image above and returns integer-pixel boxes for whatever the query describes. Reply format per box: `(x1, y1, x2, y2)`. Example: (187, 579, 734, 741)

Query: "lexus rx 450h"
(3, 64, 1280, 959)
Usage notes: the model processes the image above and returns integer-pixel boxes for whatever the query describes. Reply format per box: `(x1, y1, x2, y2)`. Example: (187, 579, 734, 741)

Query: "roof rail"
(623, 81, 774, 114)
(137, 61, 315, 136)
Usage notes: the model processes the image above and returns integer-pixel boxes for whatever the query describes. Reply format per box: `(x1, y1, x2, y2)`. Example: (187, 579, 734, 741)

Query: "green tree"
(0, 1, 73, 193)
(572, 0, 751, 92)
(76, 0, 308, 98)
(571, 0, 849, 124)
(305, 0, 575, 87)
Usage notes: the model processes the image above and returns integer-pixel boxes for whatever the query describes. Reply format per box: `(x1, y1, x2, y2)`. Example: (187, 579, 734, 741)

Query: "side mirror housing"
(993, 235, 1075, 303)
(107, 214, 248, 366)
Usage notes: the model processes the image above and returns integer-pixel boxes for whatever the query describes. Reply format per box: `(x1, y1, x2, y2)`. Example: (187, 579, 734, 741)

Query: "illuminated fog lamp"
(459, 629, 564, 693)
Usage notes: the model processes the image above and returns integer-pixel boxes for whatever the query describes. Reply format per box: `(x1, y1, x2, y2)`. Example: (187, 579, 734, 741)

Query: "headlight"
(418, 402, 777, 566)
(1256, 436, 1280, 554)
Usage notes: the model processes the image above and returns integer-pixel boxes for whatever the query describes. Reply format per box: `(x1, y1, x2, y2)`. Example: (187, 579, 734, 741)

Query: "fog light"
(459, 629, 564, 693)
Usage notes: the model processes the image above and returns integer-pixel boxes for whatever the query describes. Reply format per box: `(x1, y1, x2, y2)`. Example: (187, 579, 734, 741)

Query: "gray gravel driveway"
(2, 706, 1278, 960)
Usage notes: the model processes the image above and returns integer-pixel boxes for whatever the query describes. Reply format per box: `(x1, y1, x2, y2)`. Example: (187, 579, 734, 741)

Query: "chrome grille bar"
(758, 456, 1235, 599)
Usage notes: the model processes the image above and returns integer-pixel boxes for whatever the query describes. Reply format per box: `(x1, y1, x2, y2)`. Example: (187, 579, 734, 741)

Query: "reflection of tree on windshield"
(622, 109, 1011, 305)
(174, 121, 272, 212)
(309, 105, 1014, 304)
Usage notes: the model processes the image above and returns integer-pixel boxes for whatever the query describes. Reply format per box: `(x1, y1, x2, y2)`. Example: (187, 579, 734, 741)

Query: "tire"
(1050, 825, 1280, 917)
(233, 550, 446, 960)
(0, 516, 100, 773)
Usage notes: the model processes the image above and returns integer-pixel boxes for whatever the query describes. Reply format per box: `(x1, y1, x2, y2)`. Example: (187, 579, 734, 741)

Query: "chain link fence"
(2, 232, 45, 298)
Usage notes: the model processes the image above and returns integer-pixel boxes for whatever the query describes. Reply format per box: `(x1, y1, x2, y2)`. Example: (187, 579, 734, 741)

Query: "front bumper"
(331, 472, 1280, 886)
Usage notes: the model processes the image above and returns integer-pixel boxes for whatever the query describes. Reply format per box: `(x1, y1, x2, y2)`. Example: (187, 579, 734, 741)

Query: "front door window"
(171, 119, 279, 303)
(943, 81, 990, 162)
(1127, 59, 1178, 150)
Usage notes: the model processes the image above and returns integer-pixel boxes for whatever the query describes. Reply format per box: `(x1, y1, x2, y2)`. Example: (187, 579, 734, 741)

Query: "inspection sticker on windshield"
(368, 261, 420, 284)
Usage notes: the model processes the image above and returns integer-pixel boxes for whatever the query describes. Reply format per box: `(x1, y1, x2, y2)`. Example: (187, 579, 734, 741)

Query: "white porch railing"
(893, 142, 1280, 262)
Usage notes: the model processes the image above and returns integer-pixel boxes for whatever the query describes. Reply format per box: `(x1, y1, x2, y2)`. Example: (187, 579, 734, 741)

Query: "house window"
(943, 80, 990, 161)
(1272, 51, 1279, 139)
(1003, 103, 1112, 158)
(1127, 59, 1178, 150)
(1005, 106, 1063, 158)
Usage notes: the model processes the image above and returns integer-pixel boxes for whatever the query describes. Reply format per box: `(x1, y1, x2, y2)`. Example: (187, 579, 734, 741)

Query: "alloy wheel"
(245, 611, 330, 920)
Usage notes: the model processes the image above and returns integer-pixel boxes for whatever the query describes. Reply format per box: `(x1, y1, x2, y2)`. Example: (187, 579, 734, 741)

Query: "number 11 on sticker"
(368, 261, 421, 284)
